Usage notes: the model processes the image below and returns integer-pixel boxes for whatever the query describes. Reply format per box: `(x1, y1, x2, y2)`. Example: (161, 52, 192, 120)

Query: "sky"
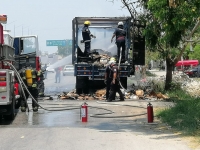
(0, 0, 130, 53)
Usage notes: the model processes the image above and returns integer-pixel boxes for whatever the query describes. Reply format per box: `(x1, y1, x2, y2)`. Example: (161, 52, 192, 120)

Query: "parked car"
(46, 66, 55, 73)
(184, 65, 200, 77)
(63, 65, 74, 76)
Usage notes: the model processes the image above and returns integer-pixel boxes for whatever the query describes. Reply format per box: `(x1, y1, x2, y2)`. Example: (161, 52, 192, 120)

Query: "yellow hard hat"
(84, 21, 91, 25)
(109, 57, 116, 65)
(110, 57, 116, 61)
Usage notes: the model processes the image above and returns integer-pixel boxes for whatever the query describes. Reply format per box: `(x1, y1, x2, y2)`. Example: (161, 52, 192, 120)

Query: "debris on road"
(54, 72, 200, 101)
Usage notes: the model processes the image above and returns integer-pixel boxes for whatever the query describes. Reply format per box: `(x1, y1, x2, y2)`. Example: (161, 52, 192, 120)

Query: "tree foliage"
(112, 0, 200, 90)
(145, 0, 200, 51)
(57, 44, 72, 57)
(188, 44, 200, 61)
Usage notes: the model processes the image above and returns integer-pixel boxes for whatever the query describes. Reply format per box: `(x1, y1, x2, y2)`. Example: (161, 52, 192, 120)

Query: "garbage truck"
(72, 17, 145, 94)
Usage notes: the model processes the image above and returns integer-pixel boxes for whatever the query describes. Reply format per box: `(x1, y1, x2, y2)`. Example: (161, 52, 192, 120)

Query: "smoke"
(78, 28, 117, 56)
(48, 55, 72, 69)
(47, 27, 118, 69)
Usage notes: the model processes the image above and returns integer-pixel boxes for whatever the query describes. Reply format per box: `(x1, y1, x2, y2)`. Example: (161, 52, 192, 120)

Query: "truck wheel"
(76, 77, 89, 94)
(76, 88, 82, 95)
(4, 97, 15, 120)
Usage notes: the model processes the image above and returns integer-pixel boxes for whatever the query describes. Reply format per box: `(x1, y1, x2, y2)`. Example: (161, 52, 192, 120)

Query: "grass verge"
(156, 89, 200, 137)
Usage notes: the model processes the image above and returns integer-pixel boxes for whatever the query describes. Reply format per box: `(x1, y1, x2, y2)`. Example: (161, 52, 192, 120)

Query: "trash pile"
(181, 79, 200, 97)
(58, 89, 106, 101)
(78, 49, 127, 67)
(56, 72, 199, 101)
(57, 87, 169, 101)
(172, 73, 200, 97)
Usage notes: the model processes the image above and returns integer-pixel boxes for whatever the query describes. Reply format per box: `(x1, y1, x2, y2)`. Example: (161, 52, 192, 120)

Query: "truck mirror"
(20, 39, 23, 52)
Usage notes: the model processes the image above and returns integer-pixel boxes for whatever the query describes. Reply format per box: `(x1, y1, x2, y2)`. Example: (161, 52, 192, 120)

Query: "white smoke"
(48, 55, 72, 69)
(78, 27, 117, 56)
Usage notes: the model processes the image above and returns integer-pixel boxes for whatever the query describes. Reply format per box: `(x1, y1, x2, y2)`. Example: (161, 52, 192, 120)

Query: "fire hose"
(90, 101, 146, 118)
(4, 61, 147, 119)
(4, 61, 81, 111)
(118, 47, 128, 91)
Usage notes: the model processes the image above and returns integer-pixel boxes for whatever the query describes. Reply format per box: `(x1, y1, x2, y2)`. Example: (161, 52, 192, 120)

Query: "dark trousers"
(106, 79, 112, 99)
(84, 42, 91, 54)
(55, 73, 61, 83)
(38, 80, 45, 96)
(108, 80, 124, 101)
(44, 71, 47, 78)
(116, 41, 125, 62)
(21, 88, 38, 108)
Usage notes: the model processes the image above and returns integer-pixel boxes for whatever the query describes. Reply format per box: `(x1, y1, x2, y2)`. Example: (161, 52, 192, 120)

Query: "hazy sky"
(0, 0, 130, 53)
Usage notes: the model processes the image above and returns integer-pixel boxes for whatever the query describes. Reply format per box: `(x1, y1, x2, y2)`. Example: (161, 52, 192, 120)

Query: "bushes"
(157, 95, 200, 136)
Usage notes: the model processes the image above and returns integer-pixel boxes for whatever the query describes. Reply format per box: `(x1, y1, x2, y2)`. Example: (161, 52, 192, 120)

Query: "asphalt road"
(0, 72, 195, 150)
(44, 72, 76, 95)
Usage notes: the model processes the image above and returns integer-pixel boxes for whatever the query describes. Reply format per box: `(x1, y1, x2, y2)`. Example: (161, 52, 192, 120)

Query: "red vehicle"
(184, 65, 200, 77)
(0, 16, 17, 120)
(175, 60, 199, 67)
(0, 15, 42, 120)
(175, 60, 199, 77)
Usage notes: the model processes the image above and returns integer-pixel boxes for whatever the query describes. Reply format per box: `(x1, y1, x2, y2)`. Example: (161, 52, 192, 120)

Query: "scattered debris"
(55, 72, 200, 101)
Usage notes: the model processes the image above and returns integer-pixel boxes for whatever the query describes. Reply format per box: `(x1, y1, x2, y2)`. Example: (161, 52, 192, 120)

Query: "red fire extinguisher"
(147, 102, 154, 123)
(81, 102, 88, 122)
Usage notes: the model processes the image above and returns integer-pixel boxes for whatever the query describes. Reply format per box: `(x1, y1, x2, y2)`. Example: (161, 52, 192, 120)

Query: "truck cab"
(13, 35, 40, 71)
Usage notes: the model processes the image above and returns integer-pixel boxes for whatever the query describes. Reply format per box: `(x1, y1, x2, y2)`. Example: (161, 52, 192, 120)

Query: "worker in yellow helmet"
(81, 20, 96, 56)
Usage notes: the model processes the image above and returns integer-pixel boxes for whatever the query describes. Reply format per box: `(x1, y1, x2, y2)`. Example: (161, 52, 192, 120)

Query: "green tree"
(145, 0, 200, 90)
(117, 0, 200, 90)
(188, 44, 200, 61)
(57, 44, 72, 57)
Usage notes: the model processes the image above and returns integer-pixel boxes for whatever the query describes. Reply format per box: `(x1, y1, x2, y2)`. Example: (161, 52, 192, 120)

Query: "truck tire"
(76, 88, 82, 95)
(76, 76, 89, 94)
(4, 96, 15, 120)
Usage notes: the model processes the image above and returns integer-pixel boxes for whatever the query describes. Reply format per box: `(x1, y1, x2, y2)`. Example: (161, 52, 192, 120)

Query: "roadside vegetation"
(145, 72, 200, 137)
(156, 86, 200, 137)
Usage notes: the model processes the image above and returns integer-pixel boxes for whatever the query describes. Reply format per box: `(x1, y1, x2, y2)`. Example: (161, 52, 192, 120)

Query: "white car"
(46, 67, 55, 73)
(63, 65, 74, 76)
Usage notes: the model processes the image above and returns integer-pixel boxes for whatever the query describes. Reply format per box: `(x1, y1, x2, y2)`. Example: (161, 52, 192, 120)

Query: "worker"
(43, 64, 47, 79)
(111, 21, 126, 63)
(107, 58, 124, 102)
(105, 57, 116, 100)
(81, 20, 96, 56)
(37, 64, 45, 97)
(19, 63, 40, 112)
(55, 67, 61, 83)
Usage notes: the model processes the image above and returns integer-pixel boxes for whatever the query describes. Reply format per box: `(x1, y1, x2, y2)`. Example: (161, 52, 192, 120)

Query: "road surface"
(0, 73, 196, 150)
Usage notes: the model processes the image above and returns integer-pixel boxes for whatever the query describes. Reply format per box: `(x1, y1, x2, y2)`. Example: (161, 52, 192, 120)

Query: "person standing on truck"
(81, 20, 96, 56)
(111, 21, 126, 63)
(107, 58, 124, 102)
